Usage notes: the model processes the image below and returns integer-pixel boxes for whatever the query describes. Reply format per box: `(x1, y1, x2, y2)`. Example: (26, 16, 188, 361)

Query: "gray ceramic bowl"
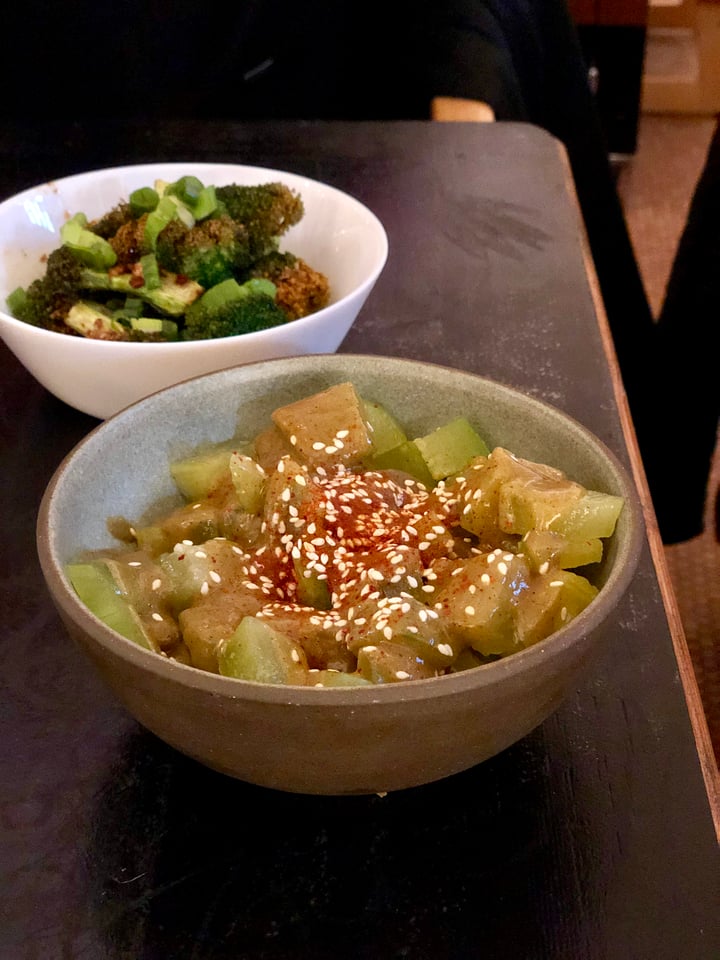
(37, 354, 644, 795)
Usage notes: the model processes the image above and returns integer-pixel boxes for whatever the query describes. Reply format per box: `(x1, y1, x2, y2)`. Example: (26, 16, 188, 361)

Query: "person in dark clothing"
(643, 120, 720, 543)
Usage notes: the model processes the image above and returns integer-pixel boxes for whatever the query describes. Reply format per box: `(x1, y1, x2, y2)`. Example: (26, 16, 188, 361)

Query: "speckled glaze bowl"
(37, 354, 644, 795)
(0, 163, 387, 419)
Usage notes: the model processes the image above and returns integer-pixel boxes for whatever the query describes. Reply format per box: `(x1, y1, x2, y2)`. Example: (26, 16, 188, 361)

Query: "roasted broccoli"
(215, 183, 304, 259)
(250, 250, 331, 320)
(8, 246, 84, 331)
(182, 278, 287, 340)
(155, 215, 253, 288)
(6, 176, 327, 343)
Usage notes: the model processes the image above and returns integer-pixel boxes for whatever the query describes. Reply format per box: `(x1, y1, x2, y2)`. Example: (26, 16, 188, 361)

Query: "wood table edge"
(555, 141, 720, 842)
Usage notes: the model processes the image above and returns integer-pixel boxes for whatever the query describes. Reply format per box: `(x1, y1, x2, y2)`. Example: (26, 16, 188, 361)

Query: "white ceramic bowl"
(0, 162, 388, 419)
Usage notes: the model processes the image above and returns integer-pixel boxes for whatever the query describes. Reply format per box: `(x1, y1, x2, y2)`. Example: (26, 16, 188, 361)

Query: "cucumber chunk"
(550, 490, 624, 540)
(229, 452, 266, 514)
(365, 439, 435, 488)
(170, 440, 248, 500)
(218, 616, 309, 684)
(361, 398, 408, 457)
(67, 561, 156, 651)
(414, 417, 490, 480)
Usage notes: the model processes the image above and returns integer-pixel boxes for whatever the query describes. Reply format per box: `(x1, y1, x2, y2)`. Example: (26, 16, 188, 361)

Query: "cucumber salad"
(68, 382, 624, 686)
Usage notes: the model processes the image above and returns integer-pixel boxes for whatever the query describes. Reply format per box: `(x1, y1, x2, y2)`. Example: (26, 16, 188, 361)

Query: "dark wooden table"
(1, 120, 718, 960)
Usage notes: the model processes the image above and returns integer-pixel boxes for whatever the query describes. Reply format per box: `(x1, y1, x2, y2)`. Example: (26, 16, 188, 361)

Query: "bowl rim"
(36, 353, 645, 705)
(0, 161, 389, 350)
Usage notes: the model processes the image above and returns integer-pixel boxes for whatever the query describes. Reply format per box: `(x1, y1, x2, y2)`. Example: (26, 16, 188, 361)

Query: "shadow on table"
(85, 725, 602, 960)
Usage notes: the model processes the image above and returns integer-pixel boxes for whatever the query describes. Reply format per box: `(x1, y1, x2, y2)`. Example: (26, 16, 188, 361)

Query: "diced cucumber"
(434, 553, 531, 657)
(515, 569, 599, 646)
(522, 529, 603, 570)
(309, 670, 372, 687)
(365, 440, 435, 488)
(67, 561, 156, 651)
(170, 440, 243, 500)
(293, 557, 332, 610)
(218, 616, 309, 684)
(361, 398, 407, 457)
(159, 538, 243, 612)
(414, 417, 490, 480)
(550, 490, 624, 540)
(229, 452, 266, 514)
(498, 474, 584, 535)
(356, 640, 436, 683)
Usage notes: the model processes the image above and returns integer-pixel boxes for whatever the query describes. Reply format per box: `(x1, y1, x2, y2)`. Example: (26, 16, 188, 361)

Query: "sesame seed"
(312, 441, 326, 451)
(200, 581, 209, 595)
(127, 561, 142, 567)
(151, 578, 162, 591)
(464, 605, 475, 616)
(539, 561, 549, 575)
(550, 580, 564, 587)
(395, 670, 411, 680)
(151, 613, 163, 622)
(209, 571, 222, 583)
(497, 562, 508, 576)
(437, 643, 454, 657)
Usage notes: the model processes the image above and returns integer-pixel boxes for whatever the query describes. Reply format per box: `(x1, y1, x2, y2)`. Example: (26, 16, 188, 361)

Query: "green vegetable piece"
(522, 529, 603, 570)
(550, 490, 625, 540)
(218, 616, 309, 684)
(67, 562, 156, 651)
(113, 297, 144, 320)
(7, 287, 28, 315)
(186, 277, 276, 321)
(140, 252, 161, 290)
(166, 175, 205, 205)
(229, 452, 267, 514)
(293, 558, 332, 610)
(361, 398, 408, 457)
(414, 417, 490, 480)
(516, 569, 599, 647)
(366, 439, 435, 488)
(310, 670, 372, 687)
(130, 317, 178, 340)
(82, 268, 204, 317)
(61, 213, 117, 269)
(64, 301, 127, 338)
(144, 196, 181, 250)
(192, 185, 218, 220)
(170, 440, 241, 500)
(129, 186, 159, 216)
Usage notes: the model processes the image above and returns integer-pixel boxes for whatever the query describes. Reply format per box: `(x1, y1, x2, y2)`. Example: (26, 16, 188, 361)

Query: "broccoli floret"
(88, 202, 136, 240)
(250, 250, 330, 320)
(215, 183, 304, 258)
(182, 278, 287, 340)
(107, 214, 149, 267)
(155, 215, 252, 288)
(8, 246, 83, 330)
